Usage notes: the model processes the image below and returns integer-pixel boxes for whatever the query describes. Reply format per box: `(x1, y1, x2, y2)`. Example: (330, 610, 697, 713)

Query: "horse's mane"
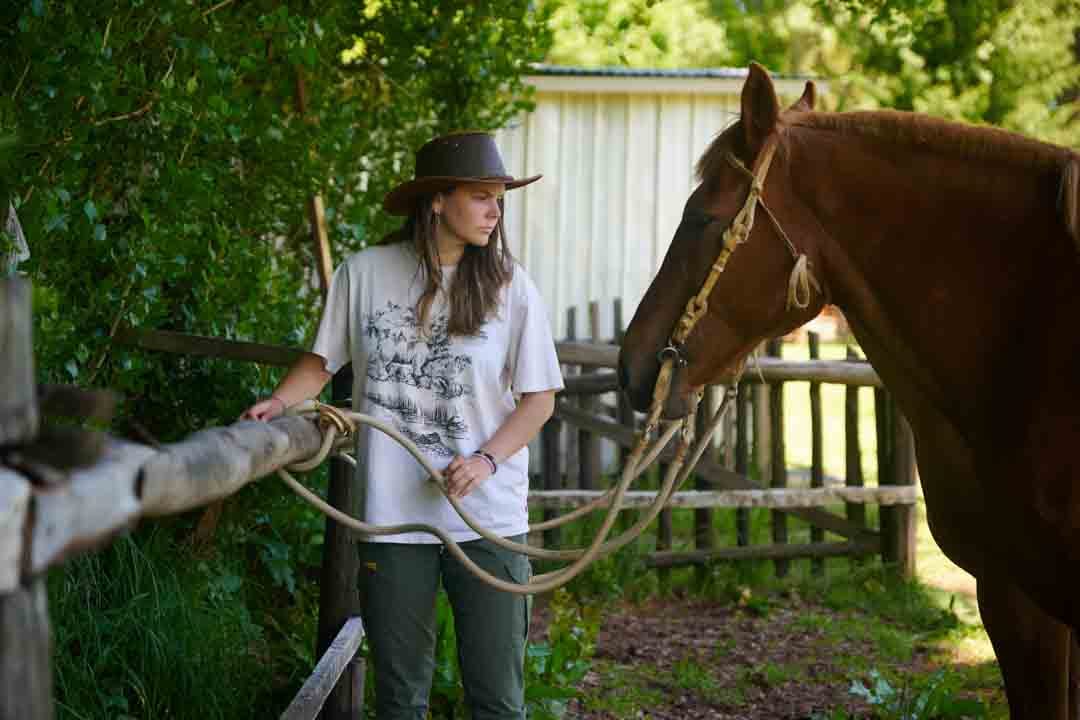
(696, 110, 1075, 183)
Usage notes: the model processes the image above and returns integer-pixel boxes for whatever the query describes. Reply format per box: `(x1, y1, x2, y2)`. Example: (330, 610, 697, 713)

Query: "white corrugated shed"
(495, 66, 817, 340)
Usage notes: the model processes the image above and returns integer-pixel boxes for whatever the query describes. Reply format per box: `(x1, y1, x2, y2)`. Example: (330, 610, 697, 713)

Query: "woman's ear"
(432, 192, 444, 215)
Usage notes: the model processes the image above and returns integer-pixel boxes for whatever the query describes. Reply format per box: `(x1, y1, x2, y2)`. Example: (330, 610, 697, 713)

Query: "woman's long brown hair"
(394, 191, 514, 337)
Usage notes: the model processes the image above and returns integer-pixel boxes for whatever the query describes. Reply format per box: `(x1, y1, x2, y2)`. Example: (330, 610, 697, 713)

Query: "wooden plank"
(768, 339, 788, 578)
(527, 486, 919, 509)
(0, 277, 37, 446)
(562, 372, 618, 395)
(740, 359, 882, 387)
(552, 401, 881, 540)
(0, 470, 30, 593)
(646, 540, 880, 568)
(29, 438, 155, 574)
(281, 617, 365, 720)
(0, 578, 53, 720)
(554, 341, 882, 386)
(808, 333, 825, 575)
(316, 367, 363, 720)
(115, 326, 305, 367)
(555, 340, 619, 368)
(140, 415, 323, 517)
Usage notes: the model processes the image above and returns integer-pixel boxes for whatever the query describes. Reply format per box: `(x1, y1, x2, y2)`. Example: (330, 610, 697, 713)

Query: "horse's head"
(619, 64, 829, 418)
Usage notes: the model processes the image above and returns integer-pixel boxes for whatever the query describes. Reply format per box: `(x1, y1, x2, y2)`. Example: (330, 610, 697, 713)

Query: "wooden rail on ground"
(280, 617, 366, 720)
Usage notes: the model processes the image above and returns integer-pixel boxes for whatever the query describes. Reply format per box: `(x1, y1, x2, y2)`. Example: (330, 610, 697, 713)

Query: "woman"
(243, 131, 563, 719)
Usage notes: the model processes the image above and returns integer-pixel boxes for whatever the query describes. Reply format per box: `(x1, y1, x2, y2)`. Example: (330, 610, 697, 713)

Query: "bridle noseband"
(645, 136, 823, 435)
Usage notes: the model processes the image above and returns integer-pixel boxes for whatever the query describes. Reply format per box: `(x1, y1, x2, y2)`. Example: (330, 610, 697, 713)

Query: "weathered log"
(281, 617, 365, 720)
(646, 540, 880, 568)
(0, 578, 52, 720)
(0, 469, 30, 593)
(527, 486, 919, 510)
(29, 438, 155, 575)
(140, 416, 322, 516)
(0, 278, 36, 446)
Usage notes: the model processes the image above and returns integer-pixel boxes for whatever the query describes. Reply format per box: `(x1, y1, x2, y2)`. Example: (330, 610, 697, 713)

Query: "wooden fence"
(0, 278, 362, 720)
(534, 299, 918, 580)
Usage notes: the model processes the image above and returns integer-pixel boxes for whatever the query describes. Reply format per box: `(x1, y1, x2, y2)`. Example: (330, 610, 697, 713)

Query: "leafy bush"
(813, 668, 988, 720)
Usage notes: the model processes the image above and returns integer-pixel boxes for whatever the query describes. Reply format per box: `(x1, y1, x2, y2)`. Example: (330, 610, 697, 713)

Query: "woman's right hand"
(240, 396, 287, 422)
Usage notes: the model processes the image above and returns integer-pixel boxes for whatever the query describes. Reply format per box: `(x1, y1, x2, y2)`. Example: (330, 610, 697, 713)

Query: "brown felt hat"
(382, 131, 542, 216)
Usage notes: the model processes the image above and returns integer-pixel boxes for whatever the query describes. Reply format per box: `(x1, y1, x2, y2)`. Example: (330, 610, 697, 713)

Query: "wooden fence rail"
(280, 617, 366, 720)
(0, 278, 365, 720)
(547, 300, 918, 580)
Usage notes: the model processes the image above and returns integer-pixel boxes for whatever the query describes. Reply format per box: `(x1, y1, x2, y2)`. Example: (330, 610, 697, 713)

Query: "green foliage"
(545, 0, 730, 67)
(845, 668, 988, 719)
(545, 0, 1079, 146)
(3, 4, 552, 715)
(49, 531, 277, 719)
(525, 589, 601, 719)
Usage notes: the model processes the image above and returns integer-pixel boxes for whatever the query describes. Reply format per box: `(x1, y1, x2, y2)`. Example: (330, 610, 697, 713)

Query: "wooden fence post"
(315, 364, 363, 720)
(845, 348, 866, 569)
(881, 407, 917, 579)
(734, 382, 750, 547)
(767, 339, 789, 577)
(1, 277, 53, 720)
(540, 416, 563, 549)
(694, 386, 716, 587)
(612, 298, 638, 537)
(564, 308, 580, 490)
(808, 332, 825, 576)
(578, 302, 602, 490)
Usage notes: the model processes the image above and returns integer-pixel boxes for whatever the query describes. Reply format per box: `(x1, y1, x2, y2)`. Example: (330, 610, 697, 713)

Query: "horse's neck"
(791, 127, 1066, 437)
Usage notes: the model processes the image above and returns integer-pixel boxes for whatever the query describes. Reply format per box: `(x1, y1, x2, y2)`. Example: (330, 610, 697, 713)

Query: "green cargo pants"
(356, 536, 531, 720)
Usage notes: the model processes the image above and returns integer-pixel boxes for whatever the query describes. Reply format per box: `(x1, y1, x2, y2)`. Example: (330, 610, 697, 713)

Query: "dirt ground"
(533, 502, 1007, 719)
(554, 595, 930, 719)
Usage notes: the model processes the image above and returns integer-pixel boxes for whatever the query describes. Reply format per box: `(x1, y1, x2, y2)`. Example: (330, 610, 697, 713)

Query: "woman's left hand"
(444, 454, 493, 498)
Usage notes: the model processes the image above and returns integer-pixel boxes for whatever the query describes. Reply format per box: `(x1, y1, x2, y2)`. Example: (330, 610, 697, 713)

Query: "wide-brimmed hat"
(382, 131, 541, 216)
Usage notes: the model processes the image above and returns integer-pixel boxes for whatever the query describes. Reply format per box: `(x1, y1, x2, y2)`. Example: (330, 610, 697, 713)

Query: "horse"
(617, 62, 1080, 718)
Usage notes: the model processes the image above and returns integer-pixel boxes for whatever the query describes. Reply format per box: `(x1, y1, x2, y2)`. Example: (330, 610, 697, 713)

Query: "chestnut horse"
(618, 63, 1080, 718)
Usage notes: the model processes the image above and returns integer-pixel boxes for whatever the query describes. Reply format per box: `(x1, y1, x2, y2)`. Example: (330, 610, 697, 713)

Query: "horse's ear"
(1062, 157, 1080, 253)
(789, 81, 816, 112)
(741, 62, 780, 157)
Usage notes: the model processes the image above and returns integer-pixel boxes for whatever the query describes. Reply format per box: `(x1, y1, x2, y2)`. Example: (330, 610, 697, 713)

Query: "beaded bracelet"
(472, 450, 497, 475)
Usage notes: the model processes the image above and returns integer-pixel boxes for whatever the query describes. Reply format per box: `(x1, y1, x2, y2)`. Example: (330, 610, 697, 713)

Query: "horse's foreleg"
(978, 576, 1071, 719)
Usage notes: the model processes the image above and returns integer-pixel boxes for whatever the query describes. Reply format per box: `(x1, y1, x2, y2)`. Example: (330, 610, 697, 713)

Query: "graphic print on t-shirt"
(363, 300, 481, 458)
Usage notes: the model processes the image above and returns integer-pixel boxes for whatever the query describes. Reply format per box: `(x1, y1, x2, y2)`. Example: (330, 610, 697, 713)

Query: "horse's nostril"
(617, 358, 631, 391)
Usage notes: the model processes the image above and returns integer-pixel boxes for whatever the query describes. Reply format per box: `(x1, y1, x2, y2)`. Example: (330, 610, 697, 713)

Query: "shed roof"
(525, 63, 820, 97)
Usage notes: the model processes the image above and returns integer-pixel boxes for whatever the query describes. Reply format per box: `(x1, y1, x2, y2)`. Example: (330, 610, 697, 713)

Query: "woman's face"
(433, 182, 505, 250)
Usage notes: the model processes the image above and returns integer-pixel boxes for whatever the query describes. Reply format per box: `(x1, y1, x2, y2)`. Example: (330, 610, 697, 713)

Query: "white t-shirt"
(311, 242, 564, 543)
